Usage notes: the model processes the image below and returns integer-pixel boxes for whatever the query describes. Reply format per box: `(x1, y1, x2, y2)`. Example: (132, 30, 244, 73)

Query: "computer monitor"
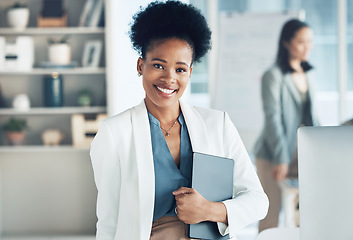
(298, 126, 353, 240)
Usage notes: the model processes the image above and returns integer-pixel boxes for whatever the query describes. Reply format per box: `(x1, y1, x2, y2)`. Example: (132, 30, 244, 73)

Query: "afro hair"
(129, 0, 212, 63)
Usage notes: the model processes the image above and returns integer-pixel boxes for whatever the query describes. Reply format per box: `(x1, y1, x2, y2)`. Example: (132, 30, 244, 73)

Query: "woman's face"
(285, 27, 313, 62)
(137, 38, 193, 111)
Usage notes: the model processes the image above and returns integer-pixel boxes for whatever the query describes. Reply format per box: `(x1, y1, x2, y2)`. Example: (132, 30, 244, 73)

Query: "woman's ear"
(137, 57, 144, 76)
(189, 66, 193, 78)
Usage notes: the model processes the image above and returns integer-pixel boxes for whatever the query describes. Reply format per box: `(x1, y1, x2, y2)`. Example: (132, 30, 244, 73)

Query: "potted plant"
(2, 118, 29, 145)
(48, 35, 71, 65)
(6, 2, 30, 30)
(77, 89, 93, 107)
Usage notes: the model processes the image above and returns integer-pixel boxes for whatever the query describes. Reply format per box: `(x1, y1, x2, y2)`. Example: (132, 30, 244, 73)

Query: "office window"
(189, 0, 209, 94)
(301, 0, 338, 91)
(190, 0, 351, 123)
(348, 0, 353, 91)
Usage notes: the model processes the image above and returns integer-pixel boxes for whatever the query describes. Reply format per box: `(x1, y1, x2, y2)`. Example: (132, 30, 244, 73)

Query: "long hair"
(276, 19, 313, 73)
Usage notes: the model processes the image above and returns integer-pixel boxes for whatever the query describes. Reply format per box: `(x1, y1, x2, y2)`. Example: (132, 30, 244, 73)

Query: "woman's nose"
(305, 41, 312, 51)
(163, 70, 177, 83)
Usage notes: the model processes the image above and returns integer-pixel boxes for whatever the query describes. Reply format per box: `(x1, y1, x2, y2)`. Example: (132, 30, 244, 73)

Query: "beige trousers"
(150, 216, 199, 240)
(256, 158, 281, 232)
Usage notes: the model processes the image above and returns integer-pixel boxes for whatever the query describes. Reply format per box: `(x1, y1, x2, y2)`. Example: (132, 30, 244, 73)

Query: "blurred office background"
(0, 0, 351, 239)
(189, 0, 353, 151)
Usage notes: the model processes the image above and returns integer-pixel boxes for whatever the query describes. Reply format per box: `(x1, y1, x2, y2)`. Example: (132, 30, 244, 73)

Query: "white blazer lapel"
(180, 101, 211, 154)
(131, 101, 155, 239)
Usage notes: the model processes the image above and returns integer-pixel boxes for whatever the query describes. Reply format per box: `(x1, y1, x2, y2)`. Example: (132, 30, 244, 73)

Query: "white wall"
(106, 0, 151, 116)
(0, 150, 97, 236)
(106, 0, 191, 116)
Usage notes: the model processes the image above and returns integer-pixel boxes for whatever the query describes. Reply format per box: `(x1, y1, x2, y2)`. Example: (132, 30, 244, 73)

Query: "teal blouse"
(148, 111, 193, 221)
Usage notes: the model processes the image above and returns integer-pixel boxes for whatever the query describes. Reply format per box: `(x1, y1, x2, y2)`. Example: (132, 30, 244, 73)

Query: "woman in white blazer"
(90, 1, 268, 239)
(254, 19, 319, 232)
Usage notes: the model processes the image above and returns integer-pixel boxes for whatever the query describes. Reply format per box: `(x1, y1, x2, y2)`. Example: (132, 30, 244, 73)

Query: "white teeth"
(157, 86, 175, 94)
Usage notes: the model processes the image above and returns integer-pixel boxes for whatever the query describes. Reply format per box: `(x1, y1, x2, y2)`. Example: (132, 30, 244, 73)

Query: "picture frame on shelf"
(82, 40, 102, 68)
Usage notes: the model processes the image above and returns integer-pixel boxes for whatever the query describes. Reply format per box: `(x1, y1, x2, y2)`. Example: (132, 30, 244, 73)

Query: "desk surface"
(256, 227, 300, 240)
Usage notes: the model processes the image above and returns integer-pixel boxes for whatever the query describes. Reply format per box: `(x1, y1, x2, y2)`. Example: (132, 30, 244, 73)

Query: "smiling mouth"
(156, 86, 177, 94)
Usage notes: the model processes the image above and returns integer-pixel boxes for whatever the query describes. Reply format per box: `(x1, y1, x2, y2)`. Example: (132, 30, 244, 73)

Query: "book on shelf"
(87, 0, 104, 27)
(79, 0, 94, 27)
(98, 5, 105, 27)
(79, 0, 104, 27)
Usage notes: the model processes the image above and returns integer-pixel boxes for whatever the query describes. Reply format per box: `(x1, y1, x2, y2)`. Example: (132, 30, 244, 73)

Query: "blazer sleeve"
(218, 113, 269, 238)
(90, 121, 121, 240)
(261, 69, 291, 164)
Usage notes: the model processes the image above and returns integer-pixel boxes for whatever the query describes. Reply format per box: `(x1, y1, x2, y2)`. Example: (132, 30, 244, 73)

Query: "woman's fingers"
(173, 187, 194, 196)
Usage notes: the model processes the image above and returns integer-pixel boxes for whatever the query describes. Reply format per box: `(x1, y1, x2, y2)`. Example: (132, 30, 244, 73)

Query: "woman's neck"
(144, 99, 180, 125)
(289, 59, 303, 73)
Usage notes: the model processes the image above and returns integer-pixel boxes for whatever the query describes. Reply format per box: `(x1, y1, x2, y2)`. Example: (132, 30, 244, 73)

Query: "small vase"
(7, 8, 30, 30)
(12, 93, 31, 110)
(6, 131, 26, 145)
(48, 44, 71, 65)
(43, 72, 63, 107)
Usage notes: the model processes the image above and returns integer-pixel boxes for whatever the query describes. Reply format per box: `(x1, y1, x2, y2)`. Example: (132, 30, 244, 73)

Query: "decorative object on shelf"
(71, 113, 106, 148)
(0, 84, 5, 108)
(0, 36, 34, 71)
(38, 61, 78, 69)
(12, 93, 30, 110)
(79, 0, 105, 27)
(77, 89, 93, 107)
(41, 129, 64, 146)
(2, 117, 29, 146)
(48, 35, 71, 65)
(43, 72, 63, 107)
(82, 40, 102, 68)
(6, 2, 30, 30)
(37, 0, 67, 27)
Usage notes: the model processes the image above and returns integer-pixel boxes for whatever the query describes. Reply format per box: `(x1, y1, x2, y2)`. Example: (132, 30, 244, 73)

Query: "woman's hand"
(173, 187, 227, 224)
(272, 163, 289, 181)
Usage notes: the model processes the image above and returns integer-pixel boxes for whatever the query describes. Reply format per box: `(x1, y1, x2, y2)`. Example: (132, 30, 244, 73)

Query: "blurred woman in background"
(254, 19, 319, 232)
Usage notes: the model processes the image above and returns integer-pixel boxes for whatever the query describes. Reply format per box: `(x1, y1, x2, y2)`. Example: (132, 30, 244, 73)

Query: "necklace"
(160, 120, 178, 136)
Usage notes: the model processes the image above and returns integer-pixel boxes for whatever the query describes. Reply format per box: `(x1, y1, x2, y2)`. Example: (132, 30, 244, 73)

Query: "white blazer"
(90, 100, 268, 240)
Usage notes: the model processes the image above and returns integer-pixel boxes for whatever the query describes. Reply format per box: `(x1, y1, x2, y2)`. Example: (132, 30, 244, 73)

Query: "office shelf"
(0, 0, 105, 236)
(0, 106, 107, 116)
(0, 27, 104, 35)
(0, 0, 107, 147)
(0, 68, 106, 75)
(0, 145, 90, 153)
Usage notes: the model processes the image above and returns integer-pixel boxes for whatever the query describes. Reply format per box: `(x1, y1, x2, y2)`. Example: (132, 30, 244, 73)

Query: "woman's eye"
(153, 64, 163, 69)
(176, 68, 186, 73)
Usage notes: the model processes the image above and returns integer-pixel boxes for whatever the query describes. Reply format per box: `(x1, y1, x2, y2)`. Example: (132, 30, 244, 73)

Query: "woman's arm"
(90, 121, 121, 240)
(220, 112, 269, 237)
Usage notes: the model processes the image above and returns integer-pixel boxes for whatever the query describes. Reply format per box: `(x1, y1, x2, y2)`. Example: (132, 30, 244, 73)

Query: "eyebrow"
(151, 58, 190, 68)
